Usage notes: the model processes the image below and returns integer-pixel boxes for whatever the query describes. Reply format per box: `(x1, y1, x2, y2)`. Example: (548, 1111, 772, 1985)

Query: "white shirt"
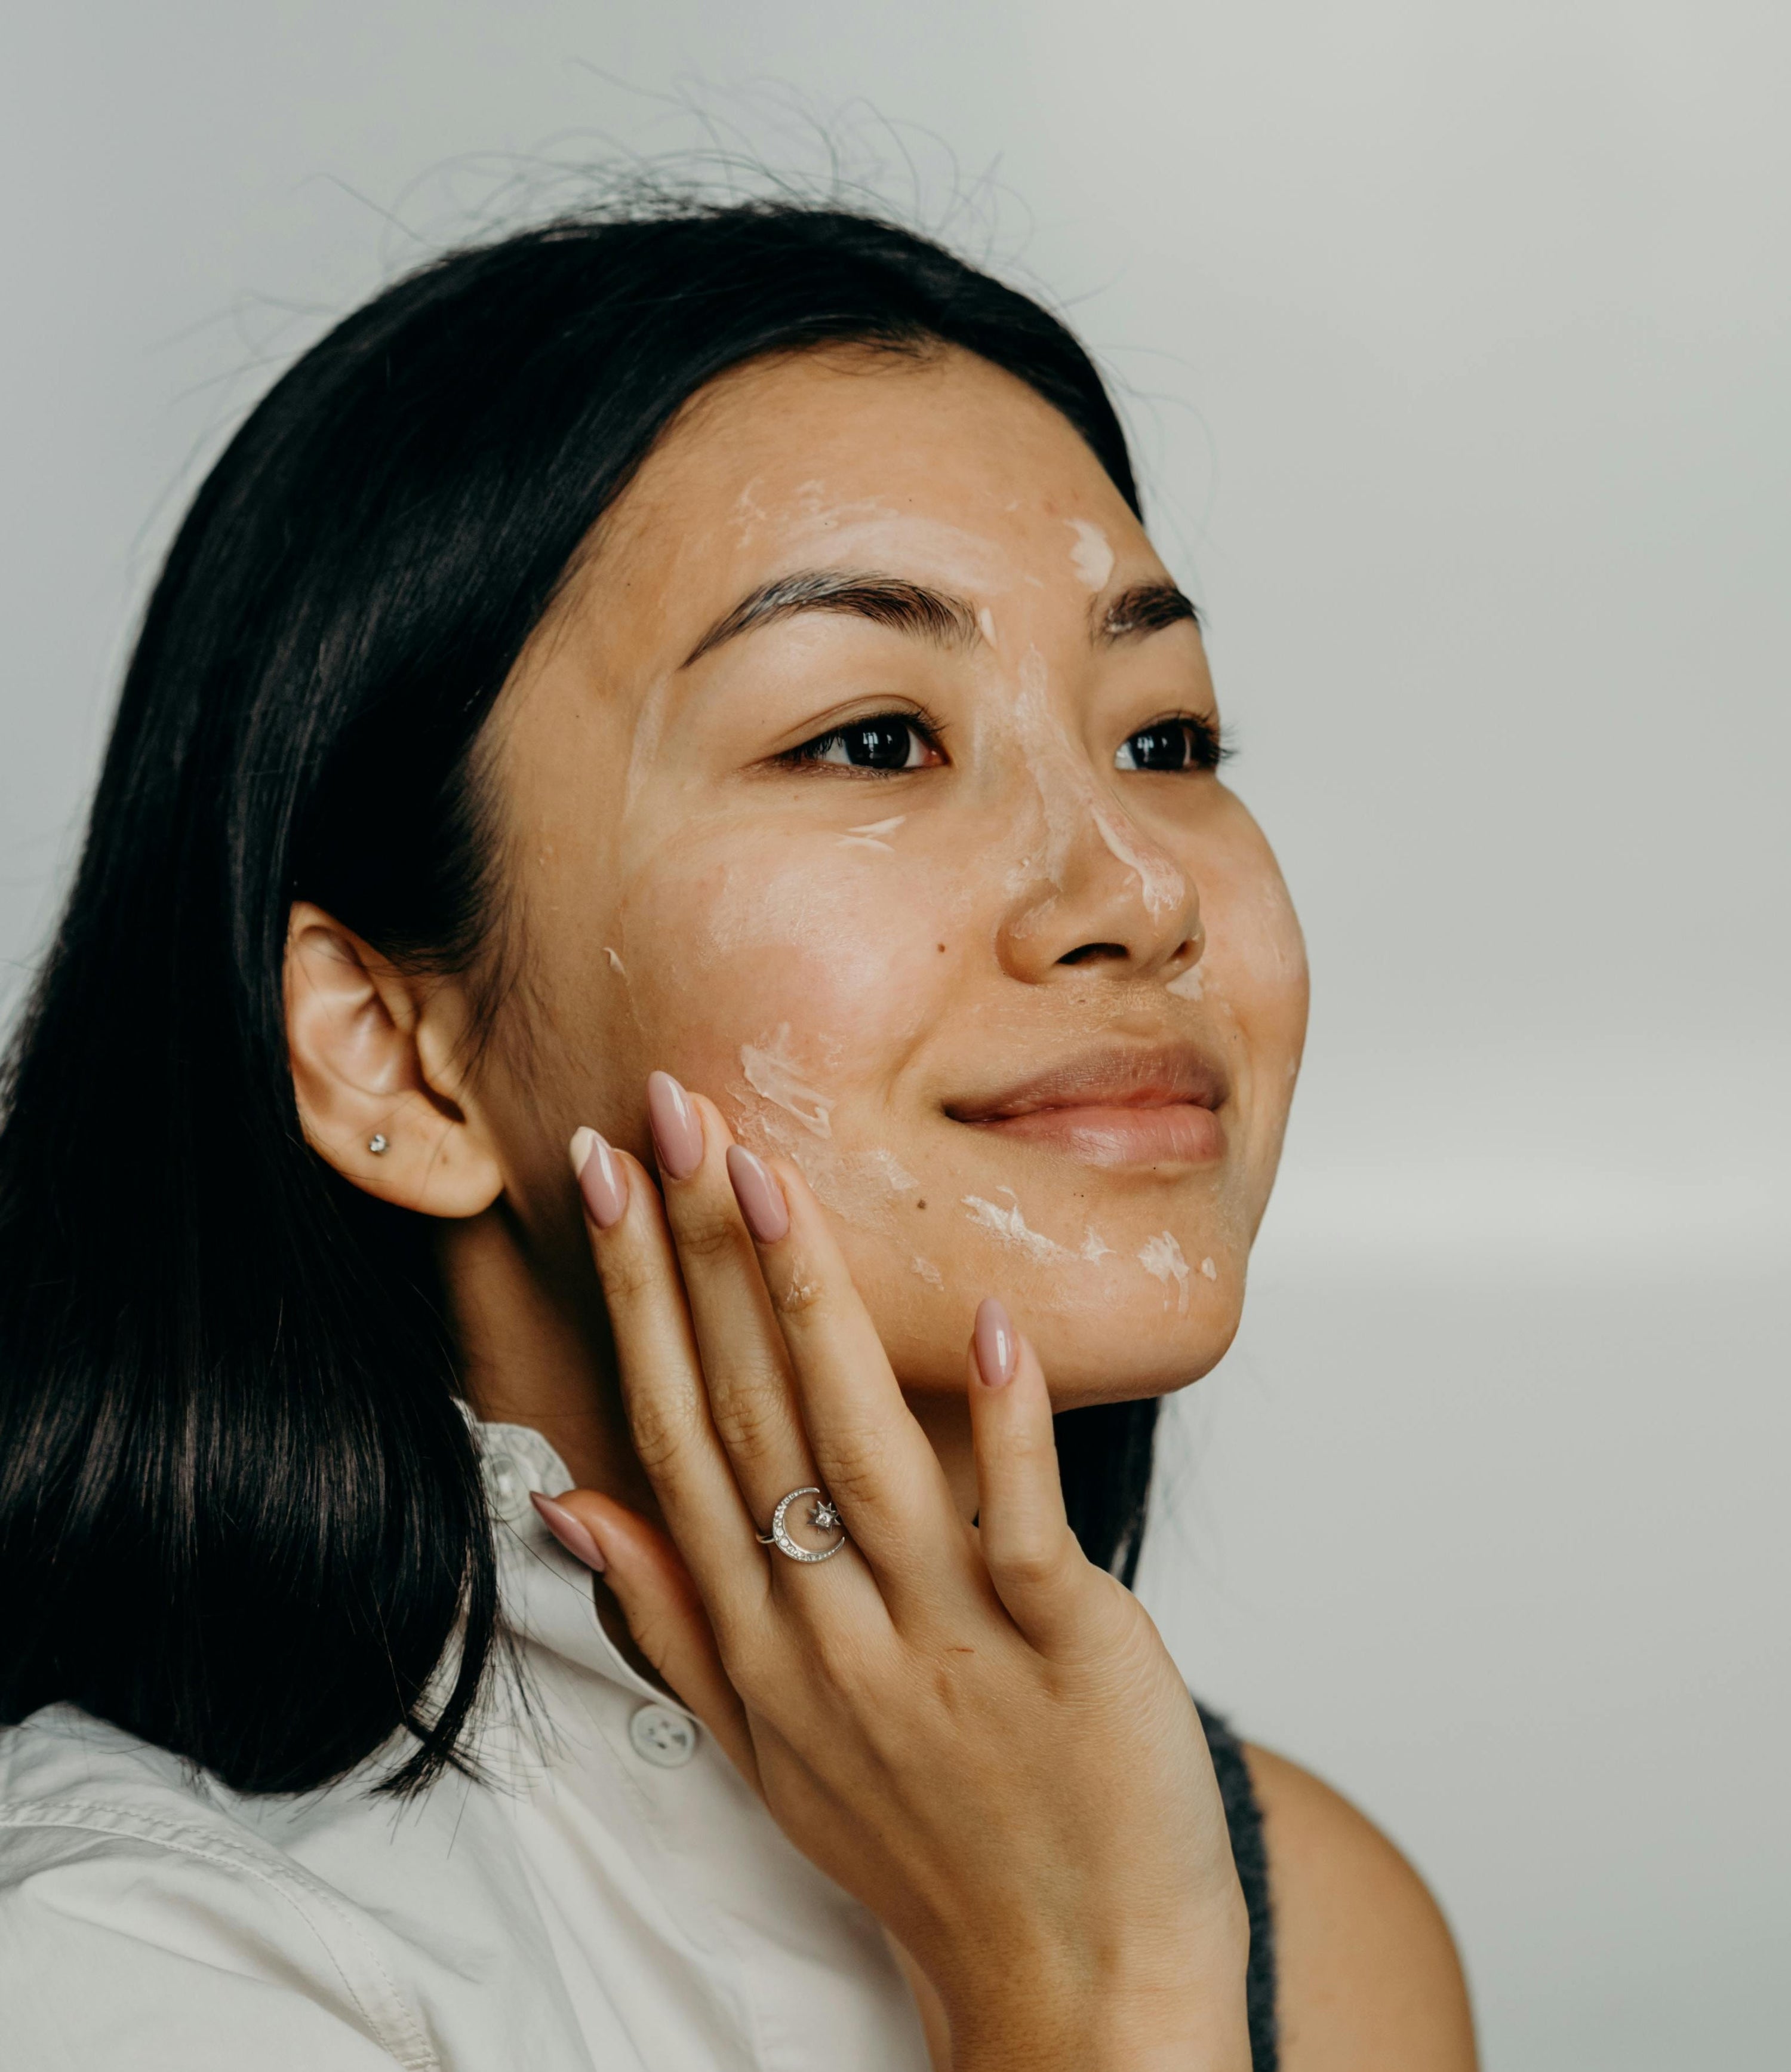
(0, 1421, 931, 2071)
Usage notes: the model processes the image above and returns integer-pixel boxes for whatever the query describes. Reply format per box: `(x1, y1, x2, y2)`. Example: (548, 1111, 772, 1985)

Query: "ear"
(284, 900, 504, 1218)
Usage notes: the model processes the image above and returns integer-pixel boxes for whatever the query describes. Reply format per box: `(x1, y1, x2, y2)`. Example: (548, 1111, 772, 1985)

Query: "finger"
(966, 1302, 1111, 1656)
(534, 1488, 761, 1790)
(645, 1078, 831, 1547)
(733, 1147, 968, 1603)
(570, 1126, 767, 1629)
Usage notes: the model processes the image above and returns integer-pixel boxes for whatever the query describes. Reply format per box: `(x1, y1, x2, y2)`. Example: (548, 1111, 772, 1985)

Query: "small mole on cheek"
(915, 1199, 927, 1210)
(937, 943, 946, 954)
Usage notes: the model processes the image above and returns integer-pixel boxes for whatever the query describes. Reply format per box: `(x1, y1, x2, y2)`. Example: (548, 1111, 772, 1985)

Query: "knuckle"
(707, 1369, 799, 1462)
(814, 1427, 888, 1509)
(671, 1201, 748, 1267)
(992, 1528, 1078, 1595)
(624, 1387, 703, 1478)
(775, 1270, 827, 1317)
(596, 1246, 660, 1309)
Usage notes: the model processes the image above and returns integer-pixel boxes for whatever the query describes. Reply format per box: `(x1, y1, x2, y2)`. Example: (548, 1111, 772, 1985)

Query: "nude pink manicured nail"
(974, 1296, 1017, 1388)
(569, 1126, 627, 1229)
(647, 1070, 704, 1181)
(531, 1491, 606, 1572)
(726, 1143, 789, 1244)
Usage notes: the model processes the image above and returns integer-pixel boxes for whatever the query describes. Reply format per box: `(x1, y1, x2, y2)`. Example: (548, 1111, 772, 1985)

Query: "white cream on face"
(740, 1027, 834, 1137)
(961, 1187, 1113, 1269)
(1091, 805, 1187, 919)
(1066, 517, 1115, 591)
(1138, 1230, 1192, 1313)
(1001, 645, 1190, 940)
(604, 946, 626, 976)
(868, 1146, 921, 1192)
(961, 1189, 1070, 1264)
(837, 815, 906, 853)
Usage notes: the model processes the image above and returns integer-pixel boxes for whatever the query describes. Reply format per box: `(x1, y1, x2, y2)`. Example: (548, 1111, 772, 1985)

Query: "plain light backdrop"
(3, 7, 1786, 2067)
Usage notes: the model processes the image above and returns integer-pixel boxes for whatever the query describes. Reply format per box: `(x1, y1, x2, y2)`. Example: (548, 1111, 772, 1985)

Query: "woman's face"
(481, 346, 1307, 1406)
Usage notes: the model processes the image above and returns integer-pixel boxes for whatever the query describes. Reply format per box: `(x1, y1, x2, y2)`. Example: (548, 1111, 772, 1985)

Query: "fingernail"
(531, 1490, 606, 1572)
(974, 1296, 1017, 1388)
(569, 1126, 627, 1229)
(726, 1143, 789, 1244)
(647, 1070, 704, 1181)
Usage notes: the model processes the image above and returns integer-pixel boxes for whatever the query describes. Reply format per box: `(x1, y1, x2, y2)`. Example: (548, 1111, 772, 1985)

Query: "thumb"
(532, 1489, 759, 1789)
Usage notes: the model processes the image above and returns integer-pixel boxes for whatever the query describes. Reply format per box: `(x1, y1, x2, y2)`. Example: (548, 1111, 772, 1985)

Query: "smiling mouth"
(945, 1046, 1229, 1169)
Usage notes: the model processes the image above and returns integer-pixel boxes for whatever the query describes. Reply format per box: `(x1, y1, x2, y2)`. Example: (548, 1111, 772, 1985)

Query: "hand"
(538, 1073, 1251, 2072)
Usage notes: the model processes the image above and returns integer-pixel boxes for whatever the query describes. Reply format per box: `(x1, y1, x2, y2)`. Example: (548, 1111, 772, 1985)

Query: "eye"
(784, 713, 944, 772)
(1115, 715, 1227, 773)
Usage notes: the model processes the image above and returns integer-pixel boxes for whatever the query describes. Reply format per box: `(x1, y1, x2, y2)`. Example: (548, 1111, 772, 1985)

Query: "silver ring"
(755, 1486, 847, 1564)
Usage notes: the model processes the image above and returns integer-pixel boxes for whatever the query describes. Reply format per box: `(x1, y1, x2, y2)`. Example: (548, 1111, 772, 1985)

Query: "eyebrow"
(684, 570, 980, 667)
(1098, 581, 1202, 643)
(682, 568, 1202, 668)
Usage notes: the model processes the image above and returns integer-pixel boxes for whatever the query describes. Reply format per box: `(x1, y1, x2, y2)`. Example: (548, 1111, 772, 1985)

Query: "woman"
(0, 199, 1474, 2070)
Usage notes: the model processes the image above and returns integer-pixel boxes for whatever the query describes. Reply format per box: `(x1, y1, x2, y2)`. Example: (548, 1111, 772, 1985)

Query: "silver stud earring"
(368, 1133, 389, 1155)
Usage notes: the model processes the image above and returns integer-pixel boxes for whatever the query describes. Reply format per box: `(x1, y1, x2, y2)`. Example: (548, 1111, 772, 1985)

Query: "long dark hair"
(0, 198, 1159, 1795)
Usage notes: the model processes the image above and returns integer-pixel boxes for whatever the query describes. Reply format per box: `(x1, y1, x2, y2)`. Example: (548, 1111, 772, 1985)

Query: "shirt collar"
(468, 1415, 694, 1719)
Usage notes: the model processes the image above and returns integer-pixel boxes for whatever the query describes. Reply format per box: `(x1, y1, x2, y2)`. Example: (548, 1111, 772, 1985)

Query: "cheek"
(1192, 804, 1309, 1028)
(1189, 818, 1310, 1221)
(611, 828, 967, 1104)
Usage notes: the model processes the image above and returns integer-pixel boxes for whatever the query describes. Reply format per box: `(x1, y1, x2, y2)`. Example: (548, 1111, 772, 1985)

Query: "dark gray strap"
(1195, 1700, 1279, 2071)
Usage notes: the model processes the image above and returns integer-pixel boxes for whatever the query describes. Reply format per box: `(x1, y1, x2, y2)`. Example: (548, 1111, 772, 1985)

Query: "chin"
(1006, 1287, 1242, 1410)
(860, 1241, 1247, 1407)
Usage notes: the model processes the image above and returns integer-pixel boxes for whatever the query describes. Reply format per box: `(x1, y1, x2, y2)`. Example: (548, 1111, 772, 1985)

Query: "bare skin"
(284, 344, 1476, 2070)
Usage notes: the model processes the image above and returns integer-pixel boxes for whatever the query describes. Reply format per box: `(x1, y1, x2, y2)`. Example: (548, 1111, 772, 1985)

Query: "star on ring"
(756, 1485, 848, 1564)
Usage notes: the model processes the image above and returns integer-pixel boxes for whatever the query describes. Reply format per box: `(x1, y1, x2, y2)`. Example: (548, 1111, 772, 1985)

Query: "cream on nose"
(997, 644, 1198, 952)
(1090, 803, 1186, 919)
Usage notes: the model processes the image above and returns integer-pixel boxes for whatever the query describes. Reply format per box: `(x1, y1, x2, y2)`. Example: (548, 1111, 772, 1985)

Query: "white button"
(481, 1450, 533, 1523)
(628, 1703, 697, 1768)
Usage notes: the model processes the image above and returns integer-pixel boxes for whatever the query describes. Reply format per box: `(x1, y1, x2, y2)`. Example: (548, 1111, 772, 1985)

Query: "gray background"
(4, 6, 1786, 2065)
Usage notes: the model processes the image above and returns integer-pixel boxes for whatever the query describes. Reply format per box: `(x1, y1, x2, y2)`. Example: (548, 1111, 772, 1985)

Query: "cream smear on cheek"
(734, 1028, 909, 1228)
(837, 815, 906, 853)
(740, 1026, 833, 1136)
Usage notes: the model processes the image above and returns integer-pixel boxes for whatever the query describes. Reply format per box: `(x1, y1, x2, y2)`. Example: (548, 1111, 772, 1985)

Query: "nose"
(995, 778, 1205, 986)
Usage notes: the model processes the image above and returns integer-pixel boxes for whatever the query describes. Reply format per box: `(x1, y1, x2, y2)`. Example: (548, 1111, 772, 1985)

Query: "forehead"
(591, 345, 1148, 613)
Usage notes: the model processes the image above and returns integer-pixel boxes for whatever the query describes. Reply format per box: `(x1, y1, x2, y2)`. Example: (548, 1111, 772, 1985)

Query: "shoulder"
(0, 1707, 438, 2070)
(1242, 1741, 1478, 2072)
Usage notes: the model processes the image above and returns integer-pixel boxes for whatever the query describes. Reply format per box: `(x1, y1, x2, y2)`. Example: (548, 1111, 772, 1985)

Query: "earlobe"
(283, 901, 504, 1218)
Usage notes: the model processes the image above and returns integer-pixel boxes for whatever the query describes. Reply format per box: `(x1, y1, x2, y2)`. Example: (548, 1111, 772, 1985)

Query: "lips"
(946, 1046, 1229, 1169)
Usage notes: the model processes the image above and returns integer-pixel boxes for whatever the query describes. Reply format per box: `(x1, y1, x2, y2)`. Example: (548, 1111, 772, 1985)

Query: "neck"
(441, 1203, 981, 1524)
(441, 1203, 658, 1515)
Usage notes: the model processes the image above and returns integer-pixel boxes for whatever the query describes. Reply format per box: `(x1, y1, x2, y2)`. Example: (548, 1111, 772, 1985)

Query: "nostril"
(1057, 942, 1129, 966)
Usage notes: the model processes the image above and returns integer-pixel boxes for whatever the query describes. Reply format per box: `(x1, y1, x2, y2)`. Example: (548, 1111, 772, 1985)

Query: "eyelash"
(777, 708, 1229, 776)
(1114, 714, 1230, 774)
(778, 711, 946, 773)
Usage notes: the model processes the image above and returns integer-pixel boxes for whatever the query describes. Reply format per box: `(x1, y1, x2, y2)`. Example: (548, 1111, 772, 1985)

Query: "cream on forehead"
(762, 502, 1018, 596)
(1066, 518, 1115, 592)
